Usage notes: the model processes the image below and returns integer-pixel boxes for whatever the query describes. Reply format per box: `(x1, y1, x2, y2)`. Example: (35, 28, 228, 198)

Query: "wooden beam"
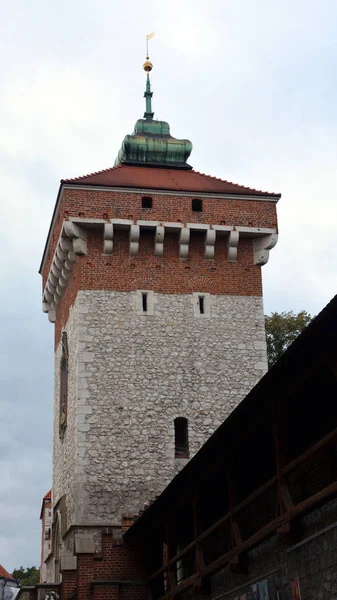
(168, 479, 337, 597)
(147, 428, 337, 587)
(282, 426, 337, 476)
(197, 511, 231, 544)
(276, 522, 300, 545)
(199, 480, 337, 582)
(232, 521, 243, 546)
(168, 540, 195, 567)
(280, 483, 294, 512)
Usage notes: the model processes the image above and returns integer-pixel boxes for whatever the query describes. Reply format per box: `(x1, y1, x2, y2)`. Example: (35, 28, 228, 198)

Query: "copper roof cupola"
(114, 55, 193, 169)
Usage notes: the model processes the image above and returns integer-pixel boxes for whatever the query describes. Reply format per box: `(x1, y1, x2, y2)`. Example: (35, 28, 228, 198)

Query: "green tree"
(265, 310, 313, 367)
(11, 567, 40, 586)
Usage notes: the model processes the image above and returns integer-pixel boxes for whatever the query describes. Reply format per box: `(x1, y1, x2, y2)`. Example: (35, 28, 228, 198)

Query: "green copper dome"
(114, 70, 193, 170)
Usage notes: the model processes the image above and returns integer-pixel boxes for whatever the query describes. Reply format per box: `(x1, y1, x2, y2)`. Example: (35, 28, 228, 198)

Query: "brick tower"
(40, 55, 279, 581)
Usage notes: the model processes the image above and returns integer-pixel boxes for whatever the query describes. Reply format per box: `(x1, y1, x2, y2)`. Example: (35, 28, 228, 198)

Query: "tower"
(40, 56, 280, 581)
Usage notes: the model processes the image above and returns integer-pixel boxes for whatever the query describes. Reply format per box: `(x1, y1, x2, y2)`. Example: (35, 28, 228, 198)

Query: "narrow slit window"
(142, 196, 152, 209)
(199, 296, 205, 314)
(192, 199, 202, 212)
(142, 292, 148, 312)
(60, 357, 67, 413)
(174, 417, 189, 458)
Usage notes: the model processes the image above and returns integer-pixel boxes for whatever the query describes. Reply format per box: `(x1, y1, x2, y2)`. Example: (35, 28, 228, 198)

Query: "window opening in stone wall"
(142, 292, 148, 312)
(192, 198, 202, 212)
(142, 196, 153, 209)
(199, 296, 205, 314)
(175, 417, 189, 458)
(59, 332, 68, 436)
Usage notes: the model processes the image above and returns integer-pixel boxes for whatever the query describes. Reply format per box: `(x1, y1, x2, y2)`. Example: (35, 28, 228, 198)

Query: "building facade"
(40, 490, 52, 583)
(39, 57, 279, 581)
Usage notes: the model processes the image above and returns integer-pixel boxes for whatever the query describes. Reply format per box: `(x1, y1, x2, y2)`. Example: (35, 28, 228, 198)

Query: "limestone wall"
(60, 289, 268, 523)
(52, 302, 78, 526)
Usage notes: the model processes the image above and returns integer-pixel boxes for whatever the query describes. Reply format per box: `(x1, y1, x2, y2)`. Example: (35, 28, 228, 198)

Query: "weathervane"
(145, 32, 155, 60)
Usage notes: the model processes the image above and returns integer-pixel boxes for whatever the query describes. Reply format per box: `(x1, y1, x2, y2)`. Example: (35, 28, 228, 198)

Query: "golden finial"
(143, 56, 153, 73)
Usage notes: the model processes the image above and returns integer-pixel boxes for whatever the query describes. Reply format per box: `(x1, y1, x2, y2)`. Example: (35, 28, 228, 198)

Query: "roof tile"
(0, 565, 13, 579)
(62, 165, 280, 198)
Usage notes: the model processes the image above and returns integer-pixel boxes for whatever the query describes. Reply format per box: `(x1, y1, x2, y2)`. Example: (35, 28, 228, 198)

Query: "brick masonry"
(42, 186, 278, 289)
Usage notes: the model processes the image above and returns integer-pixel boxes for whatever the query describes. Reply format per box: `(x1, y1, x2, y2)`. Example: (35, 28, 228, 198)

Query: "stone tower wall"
(53, 289, 267, 526)
(45, 185, 277, 529)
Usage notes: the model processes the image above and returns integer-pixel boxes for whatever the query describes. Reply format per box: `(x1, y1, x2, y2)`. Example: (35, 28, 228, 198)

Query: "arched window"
(174, 418, 189, 458)
(59, 332, 68, 435)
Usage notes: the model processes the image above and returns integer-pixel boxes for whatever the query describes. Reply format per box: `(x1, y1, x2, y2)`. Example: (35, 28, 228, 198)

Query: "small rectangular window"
(142, 293, 148, 312)
(175, 418, 189, 458)
(199, 296, 205, 314)
(192, 199, 202, 212)
(142, 196, 152, 209)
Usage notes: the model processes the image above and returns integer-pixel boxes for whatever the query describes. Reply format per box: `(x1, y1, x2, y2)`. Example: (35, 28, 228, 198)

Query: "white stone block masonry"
(53, 291, 268, 528)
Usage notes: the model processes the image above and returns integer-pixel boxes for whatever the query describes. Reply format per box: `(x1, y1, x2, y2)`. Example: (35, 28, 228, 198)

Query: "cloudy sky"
(1, 0, 337, 571)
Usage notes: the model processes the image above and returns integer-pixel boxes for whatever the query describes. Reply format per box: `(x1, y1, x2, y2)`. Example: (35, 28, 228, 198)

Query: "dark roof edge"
(39, 183, 63, 275)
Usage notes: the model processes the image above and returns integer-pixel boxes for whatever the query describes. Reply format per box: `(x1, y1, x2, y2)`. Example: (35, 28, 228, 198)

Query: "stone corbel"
(129, 225, 140, 255)
(154, 225, 165, 257)
(42, 222, 88, 322)
(205, 229, 216, 259)
(103, 223, 113, 254)
(227, 230, 239, 262)
(74, 533, 95, 554)
(60, 553, 77, 572)
(179, 227, 190, 259)
(63, 222, 87, 255)
(253, 233, 278, 265)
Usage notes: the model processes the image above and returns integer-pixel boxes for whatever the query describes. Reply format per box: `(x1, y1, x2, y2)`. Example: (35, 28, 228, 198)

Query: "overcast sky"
(1, 0, 337, 572)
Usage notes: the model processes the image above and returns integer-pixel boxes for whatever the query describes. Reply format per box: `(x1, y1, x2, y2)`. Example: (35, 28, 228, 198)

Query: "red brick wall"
(62, 569, 77, 599)
(72, 534, 147, 600)
(41, 186, 277, 347)
(42, 186, 277, 287)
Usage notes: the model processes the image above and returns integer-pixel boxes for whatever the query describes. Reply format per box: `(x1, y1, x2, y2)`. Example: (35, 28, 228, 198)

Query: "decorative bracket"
(154, 225, 165, 257)
(103, 223, 113, 254)
(42, 222, 87, 323)
(129, 224, 140, 255)
(179, 227, 190, 259)
(253, 233, 278, 265)
(227, 231, 239, 262)
(204, 229, 216, 259)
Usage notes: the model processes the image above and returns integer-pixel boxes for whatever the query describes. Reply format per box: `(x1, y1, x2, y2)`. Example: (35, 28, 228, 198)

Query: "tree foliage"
(11, 567, 40, 586)
(265, 310, 313, 367)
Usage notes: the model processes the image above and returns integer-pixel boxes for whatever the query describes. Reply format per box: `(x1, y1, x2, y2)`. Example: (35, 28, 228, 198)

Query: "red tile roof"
(0, 565, 13, 579)
(40, 489, 52, 519)
(62, 165, 280, 198)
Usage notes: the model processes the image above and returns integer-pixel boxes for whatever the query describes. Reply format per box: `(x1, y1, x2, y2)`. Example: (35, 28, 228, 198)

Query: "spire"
(143, 56, 154, 119)
(114, 42, 193, 169)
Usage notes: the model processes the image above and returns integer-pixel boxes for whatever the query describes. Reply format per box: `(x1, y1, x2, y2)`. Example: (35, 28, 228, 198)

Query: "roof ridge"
(61, 164, 123, 184)
(192, 170, 276, 196)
